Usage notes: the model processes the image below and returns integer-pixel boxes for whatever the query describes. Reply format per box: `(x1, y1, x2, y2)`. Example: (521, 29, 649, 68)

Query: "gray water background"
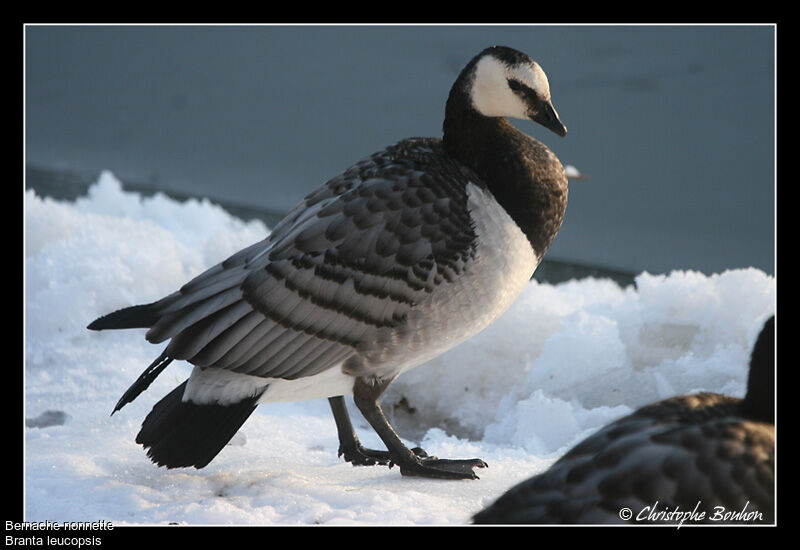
(25, 25, 775, 281)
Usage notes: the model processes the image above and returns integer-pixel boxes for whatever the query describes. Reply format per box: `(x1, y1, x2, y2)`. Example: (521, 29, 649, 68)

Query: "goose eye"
(507, 78, 523, 92)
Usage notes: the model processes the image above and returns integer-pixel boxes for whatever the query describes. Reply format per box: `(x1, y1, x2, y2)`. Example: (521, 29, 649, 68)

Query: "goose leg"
(329, 395, 427, 466)
(352, 378, 487, 480)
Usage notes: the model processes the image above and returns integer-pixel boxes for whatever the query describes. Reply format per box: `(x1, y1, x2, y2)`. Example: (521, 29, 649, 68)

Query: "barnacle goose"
(88, 45, 569, 480)
(473, 315, 775, 522)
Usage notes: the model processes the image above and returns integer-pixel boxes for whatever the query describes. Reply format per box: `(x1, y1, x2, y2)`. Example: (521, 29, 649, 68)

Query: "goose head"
(463, 45, 567, 137)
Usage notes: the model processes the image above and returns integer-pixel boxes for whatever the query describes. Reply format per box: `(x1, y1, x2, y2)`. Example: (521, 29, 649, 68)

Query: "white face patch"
(470, 55, 551, 119)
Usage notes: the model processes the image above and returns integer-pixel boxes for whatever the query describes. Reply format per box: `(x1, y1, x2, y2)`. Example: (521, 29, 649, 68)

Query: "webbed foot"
(339, 443, 428, 467)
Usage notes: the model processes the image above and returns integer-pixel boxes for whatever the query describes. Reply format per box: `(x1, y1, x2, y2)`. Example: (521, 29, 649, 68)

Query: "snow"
(24, 172, 775, 525)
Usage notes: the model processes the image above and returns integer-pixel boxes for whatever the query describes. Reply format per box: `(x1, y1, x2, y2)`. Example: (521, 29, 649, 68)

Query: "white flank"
(184, 363, 356, 406)
(389, 182, 539, 378)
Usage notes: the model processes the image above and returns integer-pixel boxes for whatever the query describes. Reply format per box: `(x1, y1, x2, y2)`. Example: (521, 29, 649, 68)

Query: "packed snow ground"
(24, 172, 775, 525)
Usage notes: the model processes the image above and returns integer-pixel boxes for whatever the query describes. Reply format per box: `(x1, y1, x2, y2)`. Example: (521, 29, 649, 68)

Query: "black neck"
(442, 89, 568, 258)
(742, 316, 775, 423)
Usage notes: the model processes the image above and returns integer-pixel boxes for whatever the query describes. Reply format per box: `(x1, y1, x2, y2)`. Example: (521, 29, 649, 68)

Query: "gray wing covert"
(141, 140, 479, 382)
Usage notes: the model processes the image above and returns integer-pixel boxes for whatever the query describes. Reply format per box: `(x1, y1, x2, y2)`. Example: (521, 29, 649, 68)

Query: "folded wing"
(90, 139, 481, 405)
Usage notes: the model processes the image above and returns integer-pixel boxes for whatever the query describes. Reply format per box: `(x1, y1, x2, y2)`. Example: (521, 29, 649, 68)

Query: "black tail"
(136, 381, 262, 469)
